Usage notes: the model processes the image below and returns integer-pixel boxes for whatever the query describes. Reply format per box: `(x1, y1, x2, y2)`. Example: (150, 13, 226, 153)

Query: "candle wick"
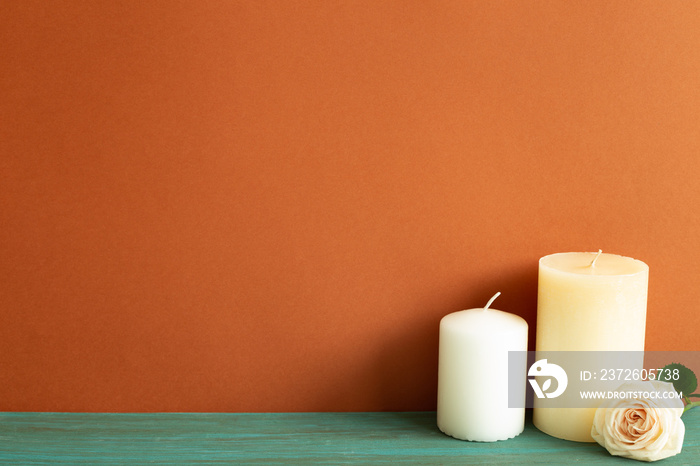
(589, 249, 603, 267)
(483, 292, 501, 311)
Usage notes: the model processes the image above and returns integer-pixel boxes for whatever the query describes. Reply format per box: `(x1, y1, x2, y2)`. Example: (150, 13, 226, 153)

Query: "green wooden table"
(1, 410, 698, 464)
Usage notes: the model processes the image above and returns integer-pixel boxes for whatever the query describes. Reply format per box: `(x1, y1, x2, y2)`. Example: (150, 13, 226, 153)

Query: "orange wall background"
(2, 1, 699, 412)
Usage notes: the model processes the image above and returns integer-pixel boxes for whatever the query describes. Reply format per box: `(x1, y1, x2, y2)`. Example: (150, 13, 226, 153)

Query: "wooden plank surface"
(0, 410, 698, 464)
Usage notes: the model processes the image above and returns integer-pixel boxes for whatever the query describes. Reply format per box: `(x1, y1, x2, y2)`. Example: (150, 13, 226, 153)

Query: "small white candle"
(437, 293, 528, 442)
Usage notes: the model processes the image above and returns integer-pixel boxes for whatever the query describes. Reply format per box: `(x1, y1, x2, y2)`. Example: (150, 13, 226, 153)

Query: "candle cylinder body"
(437, 307, 528, 442)
(533, 252, 649, 442)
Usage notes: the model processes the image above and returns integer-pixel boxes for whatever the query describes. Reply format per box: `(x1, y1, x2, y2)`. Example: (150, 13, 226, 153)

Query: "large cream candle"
(533, 251, 648, 442)
(438, 293, 528, 442)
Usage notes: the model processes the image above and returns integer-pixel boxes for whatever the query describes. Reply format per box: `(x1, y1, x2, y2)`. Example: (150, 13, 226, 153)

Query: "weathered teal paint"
(0, 411, 697, 464)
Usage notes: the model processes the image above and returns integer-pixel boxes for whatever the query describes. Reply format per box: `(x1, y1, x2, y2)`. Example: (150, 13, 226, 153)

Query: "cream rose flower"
(591, 380, 685, 462)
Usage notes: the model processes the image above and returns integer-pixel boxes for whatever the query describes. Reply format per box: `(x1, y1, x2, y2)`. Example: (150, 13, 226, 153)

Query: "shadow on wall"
(369, 265, 538, 411)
